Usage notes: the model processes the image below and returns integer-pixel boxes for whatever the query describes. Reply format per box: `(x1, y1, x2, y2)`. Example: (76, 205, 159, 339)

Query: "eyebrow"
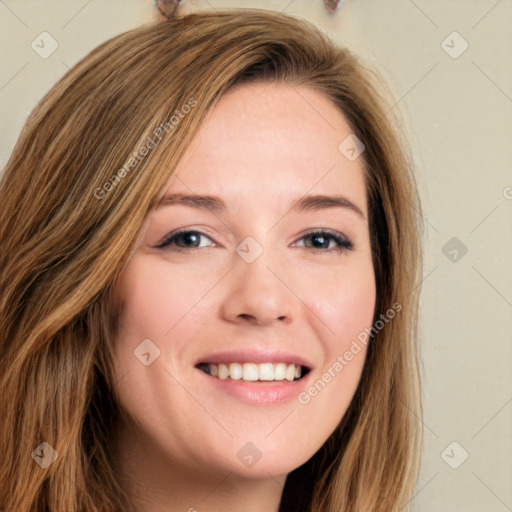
(156, 193, 366, 219)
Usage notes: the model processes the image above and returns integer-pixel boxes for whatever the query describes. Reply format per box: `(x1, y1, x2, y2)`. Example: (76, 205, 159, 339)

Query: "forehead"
(163, 83, 367, 213)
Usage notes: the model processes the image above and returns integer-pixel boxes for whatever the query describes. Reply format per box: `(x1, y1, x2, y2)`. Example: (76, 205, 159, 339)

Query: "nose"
(219, 246, 296, 327)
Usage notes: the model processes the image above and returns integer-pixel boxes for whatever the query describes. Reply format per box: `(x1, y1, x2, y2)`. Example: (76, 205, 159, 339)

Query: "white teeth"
(200, 362, 304, 382)
(218, 363, 229, 380)
(229, 363, 242, 380)
(258, 363, 274, 381)
(242, 363, 259, 381)
(274, 363, 286, 381)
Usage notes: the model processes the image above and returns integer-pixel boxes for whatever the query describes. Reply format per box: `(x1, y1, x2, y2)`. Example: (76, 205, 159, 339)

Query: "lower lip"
(196, 368, 312, 405)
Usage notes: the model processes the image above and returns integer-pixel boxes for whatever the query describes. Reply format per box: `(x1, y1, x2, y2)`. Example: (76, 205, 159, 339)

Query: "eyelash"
(156, 228, 353, 254)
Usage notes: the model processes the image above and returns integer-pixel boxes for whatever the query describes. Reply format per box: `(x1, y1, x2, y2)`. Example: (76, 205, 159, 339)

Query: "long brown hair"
(0, 10, 423, 511)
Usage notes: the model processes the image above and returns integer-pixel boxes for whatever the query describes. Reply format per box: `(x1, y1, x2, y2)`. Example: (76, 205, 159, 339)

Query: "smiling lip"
(194, 349, 314, 405)
(194, 349, 313, 368)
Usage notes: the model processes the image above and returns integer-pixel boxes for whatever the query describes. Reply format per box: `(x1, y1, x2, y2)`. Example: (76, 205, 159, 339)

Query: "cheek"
(111, 256, 218, 393)
(115, 257, 201, 340)
(110, 258, 180, 390)
(110, 258, 202, 448)
(295, 271, 375, 438)
(315, 263, 377, 347)
(306, 260, 376, 398)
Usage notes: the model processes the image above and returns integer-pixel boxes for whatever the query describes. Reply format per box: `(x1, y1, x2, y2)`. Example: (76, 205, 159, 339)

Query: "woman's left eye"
(295, 230, 353, 252)
(156, 229, 353, 253)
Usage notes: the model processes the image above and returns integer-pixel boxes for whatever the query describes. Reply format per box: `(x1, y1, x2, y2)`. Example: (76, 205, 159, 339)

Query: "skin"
(111, 83, 376, 512)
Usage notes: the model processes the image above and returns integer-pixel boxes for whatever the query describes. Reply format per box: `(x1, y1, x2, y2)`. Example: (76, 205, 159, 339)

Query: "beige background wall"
(1, 1, 510, 510)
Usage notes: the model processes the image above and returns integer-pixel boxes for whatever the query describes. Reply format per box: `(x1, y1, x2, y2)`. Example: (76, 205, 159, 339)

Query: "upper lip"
(195, 349, 314, 370)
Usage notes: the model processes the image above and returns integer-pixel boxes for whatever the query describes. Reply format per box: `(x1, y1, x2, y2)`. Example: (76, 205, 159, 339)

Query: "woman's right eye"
(156, 229, 215, 251)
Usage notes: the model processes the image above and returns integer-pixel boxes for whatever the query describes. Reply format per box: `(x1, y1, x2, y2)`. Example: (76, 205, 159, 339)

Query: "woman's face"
(112, 83, 376, 479)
